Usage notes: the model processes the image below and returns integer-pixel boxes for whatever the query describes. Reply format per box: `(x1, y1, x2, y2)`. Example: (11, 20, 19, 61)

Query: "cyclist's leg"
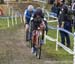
(31, 30, 39, 54)
(34, 31, 39, 57)
(36, 30, 43, 59)
(25, 24, 29, 41)
(35, 27, 45, 59)
(29, 31, 32, 47)
(40, 24, 45, 45)
(40, 30, 44, 45)
(35, 30, 40, 47)
(31, 30, 37, 53)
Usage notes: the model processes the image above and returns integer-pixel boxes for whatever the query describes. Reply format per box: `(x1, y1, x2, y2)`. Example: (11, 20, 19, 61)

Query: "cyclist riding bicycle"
(24, 5, 35, 41)
(31, 8, 47, 54)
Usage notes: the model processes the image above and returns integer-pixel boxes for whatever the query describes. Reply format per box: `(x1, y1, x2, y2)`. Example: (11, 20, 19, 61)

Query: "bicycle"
(36, 29, 45, 59)
(28, 17, 34, 48)
(32, 24, 45, 59)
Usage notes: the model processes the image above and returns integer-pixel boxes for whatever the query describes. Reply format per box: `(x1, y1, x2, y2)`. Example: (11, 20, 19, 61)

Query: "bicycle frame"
(32, 27, 45, 59)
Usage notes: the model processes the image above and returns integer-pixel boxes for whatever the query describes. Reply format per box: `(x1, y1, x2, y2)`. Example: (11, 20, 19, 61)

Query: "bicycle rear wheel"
(29, 39, 32, 48)
(36, 45, 42, 59)
(38, 45, 42, 59)
(36, 38, 42, 59)
(26, 30, 29, 41)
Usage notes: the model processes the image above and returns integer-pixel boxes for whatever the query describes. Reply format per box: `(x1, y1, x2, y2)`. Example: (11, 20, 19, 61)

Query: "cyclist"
(31, 8, 46, 54)
(23, 5, 35, 41)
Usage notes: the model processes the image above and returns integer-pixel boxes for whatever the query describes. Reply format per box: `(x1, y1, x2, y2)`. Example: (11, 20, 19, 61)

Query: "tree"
(0, 0, 4, 4)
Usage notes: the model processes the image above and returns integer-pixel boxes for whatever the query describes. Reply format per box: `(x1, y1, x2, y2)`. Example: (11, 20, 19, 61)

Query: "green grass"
(43, 21, 74, 62)
(0, 17, 22, 29)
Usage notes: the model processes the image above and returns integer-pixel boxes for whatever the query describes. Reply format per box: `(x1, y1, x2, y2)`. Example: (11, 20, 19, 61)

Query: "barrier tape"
(48, 25, 74, 36)
(45, 25, 74, 54)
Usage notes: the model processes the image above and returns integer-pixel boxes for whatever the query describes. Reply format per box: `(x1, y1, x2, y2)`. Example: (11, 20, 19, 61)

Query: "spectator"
(58, 4, 72, 48)
(49, 1, 63, 18)
(61, 0, 65, 4)
(72, 1, 75, 31)
(48, 0, 55, 4)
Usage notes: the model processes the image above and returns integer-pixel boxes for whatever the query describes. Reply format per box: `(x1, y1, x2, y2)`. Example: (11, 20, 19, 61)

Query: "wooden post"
(7, 0, 10, 27)
(12, 7, 14, 26)
(20, 14, 22, 23)
(15, 13, 17, 24)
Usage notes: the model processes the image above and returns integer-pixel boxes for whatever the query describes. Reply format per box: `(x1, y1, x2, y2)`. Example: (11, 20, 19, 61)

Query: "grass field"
(0, 17, 22, 29)
(43, 21, 74, 63)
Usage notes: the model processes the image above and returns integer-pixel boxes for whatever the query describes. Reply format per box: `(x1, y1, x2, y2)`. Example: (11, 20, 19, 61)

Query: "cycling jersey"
(31, 17, 44, 30)
(24, 9, 35, 24)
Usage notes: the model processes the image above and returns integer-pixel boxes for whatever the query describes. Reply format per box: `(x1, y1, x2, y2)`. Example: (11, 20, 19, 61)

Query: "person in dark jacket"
(61, 0, 65, 4)
(31, 8, 46, 54)
(58, 5, 72, 47)
(72, 1, 75, 31)
(48, 0, 55, 4)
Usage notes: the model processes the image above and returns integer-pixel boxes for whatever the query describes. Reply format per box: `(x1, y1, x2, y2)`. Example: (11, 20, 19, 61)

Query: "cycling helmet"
(27, 5, 34, 11)
(35, 8, 42, 15)
(34, 7, 44, 18)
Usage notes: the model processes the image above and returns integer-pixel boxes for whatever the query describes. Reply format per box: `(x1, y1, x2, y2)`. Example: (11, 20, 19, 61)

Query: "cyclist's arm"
(23, 10, 27, 24)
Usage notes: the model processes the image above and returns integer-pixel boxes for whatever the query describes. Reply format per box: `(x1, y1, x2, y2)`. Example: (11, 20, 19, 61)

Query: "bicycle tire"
(35, 38, 39, 57)
(36, 38, 42, 59)
(26, 30, 29, 41)
(29, 39, 32, 48)
(38, 45, 42, 59)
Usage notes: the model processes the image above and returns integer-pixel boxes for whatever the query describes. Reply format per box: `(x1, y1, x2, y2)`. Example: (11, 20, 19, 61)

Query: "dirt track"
(0, 25, 54, 64)
(0, 25, 73, 64)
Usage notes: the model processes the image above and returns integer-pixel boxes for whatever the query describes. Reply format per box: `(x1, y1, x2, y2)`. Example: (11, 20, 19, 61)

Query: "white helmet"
(27, 5, 34, 11)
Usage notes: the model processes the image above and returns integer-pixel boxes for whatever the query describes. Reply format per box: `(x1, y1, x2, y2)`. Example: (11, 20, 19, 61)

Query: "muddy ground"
(0, 25, 72, 64)
(0, 25, 53, 64)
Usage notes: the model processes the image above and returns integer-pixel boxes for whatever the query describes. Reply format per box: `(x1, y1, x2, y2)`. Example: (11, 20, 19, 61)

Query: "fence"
(0, 6, 23, 28)
(32, 0, 47, 3)
(0, 13, 22, 28)
(44, 20, 75, 64)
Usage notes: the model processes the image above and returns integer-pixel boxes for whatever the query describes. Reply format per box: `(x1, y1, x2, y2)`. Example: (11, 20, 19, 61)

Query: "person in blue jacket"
(58, 4, 72, 48)
(24, 5, 35, 41)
